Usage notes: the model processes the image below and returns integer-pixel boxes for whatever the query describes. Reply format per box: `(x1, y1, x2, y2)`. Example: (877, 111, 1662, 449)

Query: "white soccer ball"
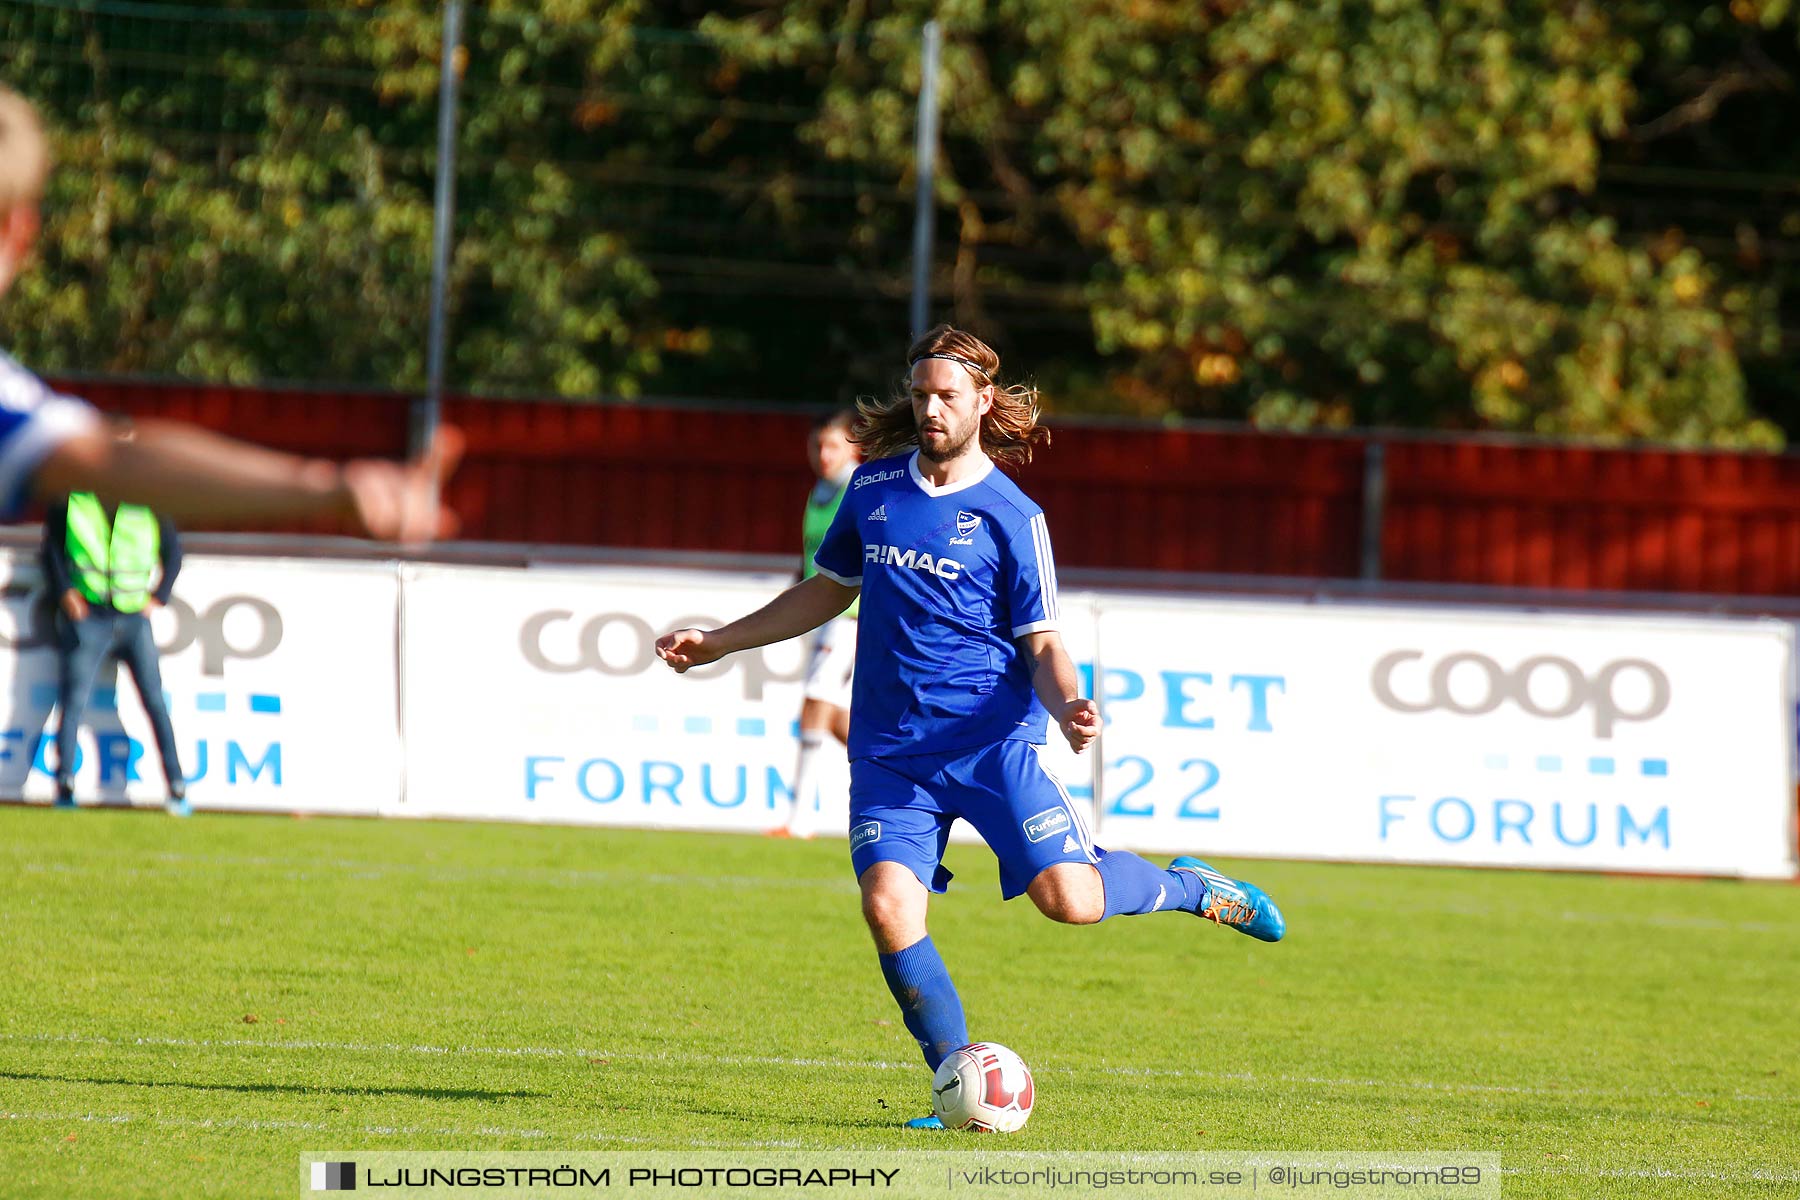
(931, 1042, 1035, 1133)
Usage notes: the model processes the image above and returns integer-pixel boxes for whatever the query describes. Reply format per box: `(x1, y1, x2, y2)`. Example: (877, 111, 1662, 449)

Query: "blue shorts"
(848, 739, 1098, 900)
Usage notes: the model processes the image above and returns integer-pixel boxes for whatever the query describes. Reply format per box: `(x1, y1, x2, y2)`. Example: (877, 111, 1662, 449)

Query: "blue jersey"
(0, 351, 99, 517)
(813, 451, 1060, 760)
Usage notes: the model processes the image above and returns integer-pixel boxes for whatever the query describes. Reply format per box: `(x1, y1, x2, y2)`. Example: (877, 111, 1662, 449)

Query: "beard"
(917, 416, 980, 463)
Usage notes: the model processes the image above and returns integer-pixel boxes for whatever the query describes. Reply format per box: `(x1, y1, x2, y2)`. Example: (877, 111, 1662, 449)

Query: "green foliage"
(1, 0, 1796, 445)
(708, 0, 1798, 445)
(0, 0, 681, 395)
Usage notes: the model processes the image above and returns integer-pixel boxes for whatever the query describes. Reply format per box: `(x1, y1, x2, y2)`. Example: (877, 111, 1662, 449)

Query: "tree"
(3, 0, 1796, 446)
(706, 0, 1798, 446)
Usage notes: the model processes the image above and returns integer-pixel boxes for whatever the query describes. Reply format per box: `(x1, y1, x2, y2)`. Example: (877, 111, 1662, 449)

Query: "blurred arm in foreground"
(32, 419, 463, 543)
(0, 84, 460, 543)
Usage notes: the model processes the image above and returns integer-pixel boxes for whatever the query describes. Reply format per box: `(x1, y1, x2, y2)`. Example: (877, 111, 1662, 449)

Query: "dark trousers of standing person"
(54, 609, 184, 799)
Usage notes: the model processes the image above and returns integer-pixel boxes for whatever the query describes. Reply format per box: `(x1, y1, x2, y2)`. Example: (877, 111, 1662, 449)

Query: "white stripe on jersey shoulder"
(905, 450, 994, 497)
(812, 564, 862, 587)
(1028, 512, 1059, 621)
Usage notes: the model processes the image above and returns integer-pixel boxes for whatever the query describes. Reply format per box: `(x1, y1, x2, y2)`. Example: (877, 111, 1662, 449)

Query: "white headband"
(910, 351, 992, 381)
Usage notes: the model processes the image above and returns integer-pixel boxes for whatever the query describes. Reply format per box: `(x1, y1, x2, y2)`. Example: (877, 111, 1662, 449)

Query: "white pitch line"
(10, 852, 859, 895)
(0, 1109, 797, 1149)
(2, 1032, 1791, 1106)
(13, 852, 1794, 932)
(1312, 895, 1795, 935)
(1515, 1164, 1800, 1183)
(2, 1031, 917, 1073)
(1557, 908, 1788, 934)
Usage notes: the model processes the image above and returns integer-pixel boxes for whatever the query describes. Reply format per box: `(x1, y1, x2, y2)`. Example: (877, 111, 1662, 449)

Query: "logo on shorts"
(951, 510, 981, 545)
(1023, 806, 1071, 844)
(850, 820, 882, 852)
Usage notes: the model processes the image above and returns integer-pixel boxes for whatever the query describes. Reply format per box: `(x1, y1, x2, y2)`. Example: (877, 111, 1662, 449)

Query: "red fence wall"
(1382, 441, 1800, 595)
(55, 377, 1800, 596)
(1026, 426, 1365, 576)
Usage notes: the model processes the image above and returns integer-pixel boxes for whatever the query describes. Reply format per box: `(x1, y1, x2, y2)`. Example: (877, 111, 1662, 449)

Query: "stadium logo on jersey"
(850, 820, 881, 852)
(863, 544, 964, 581)
(950, 511, 981, 545)
(868, 505, 888, 522)
(854, 467, 906, 489)
(1023, 806, 1071, 843)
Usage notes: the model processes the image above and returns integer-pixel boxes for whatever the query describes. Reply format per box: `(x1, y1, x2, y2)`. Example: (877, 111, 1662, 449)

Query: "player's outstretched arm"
(1020, 630, 1101, 754)
(32, 420, 464, 543)
(656, 573, 857, 673)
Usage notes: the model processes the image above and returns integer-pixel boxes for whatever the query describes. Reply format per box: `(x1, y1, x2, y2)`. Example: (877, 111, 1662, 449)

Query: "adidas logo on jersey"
(868, 505, 888, 522)
(1061, 834, 1079, 855)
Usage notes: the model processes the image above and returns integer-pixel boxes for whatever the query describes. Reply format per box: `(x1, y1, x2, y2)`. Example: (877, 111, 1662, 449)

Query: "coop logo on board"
(519, 610, 803, 700)
(1371, 650, 1670, 738)
(0, 588, 283, 676)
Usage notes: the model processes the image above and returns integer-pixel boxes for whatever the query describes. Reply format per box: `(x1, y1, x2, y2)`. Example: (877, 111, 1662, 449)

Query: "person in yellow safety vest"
(40, 492, 188, 814)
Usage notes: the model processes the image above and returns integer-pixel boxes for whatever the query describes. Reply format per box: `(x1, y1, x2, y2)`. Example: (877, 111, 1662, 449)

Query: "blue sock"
(1096, 848, 1205, 919)
(878, 936, 968, 1071)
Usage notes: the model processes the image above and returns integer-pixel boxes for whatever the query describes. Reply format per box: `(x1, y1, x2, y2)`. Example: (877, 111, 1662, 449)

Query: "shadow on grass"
(0, 1067, 542, 1102)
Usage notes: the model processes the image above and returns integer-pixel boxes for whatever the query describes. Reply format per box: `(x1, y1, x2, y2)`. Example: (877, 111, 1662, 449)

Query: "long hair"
(852, 325, 1051, 466)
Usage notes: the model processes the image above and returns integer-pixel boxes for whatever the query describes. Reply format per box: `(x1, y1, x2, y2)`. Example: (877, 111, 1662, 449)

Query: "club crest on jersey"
(950, 510, 981, 545)
(864, 543, 964, 581)
(1023, 806, 1072, 844)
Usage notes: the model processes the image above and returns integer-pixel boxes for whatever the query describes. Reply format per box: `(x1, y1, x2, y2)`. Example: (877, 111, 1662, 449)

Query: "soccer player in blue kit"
(656, 325, 1285, 1127)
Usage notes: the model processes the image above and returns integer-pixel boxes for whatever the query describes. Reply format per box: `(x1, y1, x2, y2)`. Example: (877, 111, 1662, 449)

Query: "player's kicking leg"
(970, 743, 1287, 942)
(1169, 856, 1285, 942)
(1023, 851, 1285, 942)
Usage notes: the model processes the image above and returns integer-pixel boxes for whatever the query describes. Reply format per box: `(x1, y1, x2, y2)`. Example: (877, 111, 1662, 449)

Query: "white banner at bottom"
(301, 1151, 1502, 1199)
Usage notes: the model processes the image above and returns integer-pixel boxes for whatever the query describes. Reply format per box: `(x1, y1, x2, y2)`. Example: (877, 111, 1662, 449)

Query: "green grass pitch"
(0, 805, 1795, 1198)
